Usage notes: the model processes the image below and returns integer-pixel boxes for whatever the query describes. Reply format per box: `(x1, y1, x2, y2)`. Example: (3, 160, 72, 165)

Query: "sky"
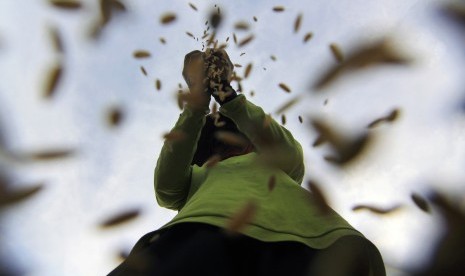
(1, 0, 465, 275)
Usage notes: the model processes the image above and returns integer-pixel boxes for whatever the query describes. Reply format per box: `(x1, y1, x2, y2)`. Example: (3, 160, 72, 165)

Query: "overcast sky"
(1, 0, 465, 275)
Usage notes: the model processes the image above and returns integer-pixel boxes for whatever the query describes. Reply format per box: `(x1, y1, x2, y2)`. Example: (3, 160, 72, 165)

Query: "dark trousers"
(108, 222, 382, 276)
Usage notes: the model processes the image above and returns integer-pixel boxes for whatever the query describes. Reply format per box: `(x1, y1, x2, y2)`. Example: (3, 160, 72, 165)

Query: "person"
(108, 49, 386, 276)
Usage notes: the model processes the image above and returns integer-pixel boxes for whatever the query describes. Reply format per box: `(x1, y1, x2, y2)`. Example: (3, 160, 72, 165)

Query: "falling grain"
(99, 208, 141, 228)
(311, 119, 372, 165)
(233, 33, 238, 44)
(160, 13, 177, 24)
(49, 26, 64, 53)
(352, 204, 402, 214)
(215, 131, 249, 147)
(312, 134, 325, 147)
(303, 32, 313, 43)
(270, 55, 277, 61)
(49, 0, 82, 9)
(238, 34, 254, 47)
(307, 180, 331, 214)
(253, 16, 258, 22)
(411, 193, 430, 213)
(234, 21, 250, 31)
(240, 52, 245, 56)
(281, 114, 286, 125)
(268, 175, 276, 192)
(26, 150, 74, 160)
(294, 13, 302, 33)
(205, 154, 222, 168)
(226, 201, 258, 233)
(244, 63, 253, 79)
(0, 183, 44, 207)
(209, 8, 222, 29)
(298, 116, 303, 123)
(133, 50, 151, 58)
(107, 106, 124, 127)
(155, 79, 162, 91)
(441, 3, 465, 29)
(367, 109, 400, 128)
(263, 113, 272, 128)
(234, 63, 242, 68)
(186, 31, 195, 38)
(275, 96, 301, 114)
(140, 66, 147, 76)
(43, 63, 63, 99)
(159, 37, 166, 44)
(314, 39, 411, 90)
(188, 2, 198, 11)
(278, 83, 291, 93)
(330, 43, 344, 63)
(273, 6, 285, 12)
(163, 130, 186, 142)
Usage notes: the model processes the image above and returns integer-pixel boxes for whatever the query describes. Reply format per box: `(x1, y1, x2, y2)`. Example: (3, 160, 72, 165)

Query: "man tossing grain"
(108, 49, 386, 276)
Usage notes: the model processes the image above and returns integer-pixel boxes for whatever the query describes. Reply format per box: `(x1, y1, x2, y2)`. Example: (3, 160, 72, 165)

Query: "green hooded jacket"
(153, 94, 385, 274)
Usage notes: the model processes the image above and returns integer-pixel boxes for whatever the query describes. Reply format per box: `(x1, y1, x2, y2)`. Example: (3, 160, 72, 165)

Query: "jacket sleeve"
(219, 94, 305, 184)
(154, 106, 206, 210)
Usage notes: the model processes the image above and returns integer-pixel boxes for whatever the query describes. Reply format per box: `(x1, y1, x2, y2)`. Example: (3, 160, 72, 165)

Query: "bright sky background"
(1, 0, 465, 275)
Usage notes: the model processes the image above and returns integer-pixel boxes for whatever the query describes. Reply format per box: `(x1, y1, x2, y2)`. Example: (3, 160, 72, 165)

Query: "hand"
(203, 48, 237, 105)
(182, 50, 210, 111)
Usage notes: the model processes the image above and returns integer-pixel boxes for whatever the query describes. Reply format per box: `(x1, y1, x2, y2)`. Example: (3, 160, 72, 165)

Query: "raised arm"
(154, 50, 211, 210)
(154, 107, 206, 210)
(219, 93, 305, 184)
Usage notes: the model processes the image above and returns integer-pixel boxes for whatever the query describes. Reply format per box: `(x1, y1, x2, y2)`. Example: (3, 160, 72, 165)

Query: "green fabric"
(154, 94, 364, 249)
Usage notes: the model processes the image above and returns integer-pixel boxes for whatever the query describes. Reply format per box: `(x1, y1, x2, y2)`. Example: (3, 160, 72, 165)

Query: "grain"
(234, 21, 250, 30)
(268, 175, 276, 192)
(307, 180, 331, 214)
(352, 204, 402, 214)
(163, 130, 186, 142)
(133, 50, 151, 58)
(49, 0, 82, 9)
(411, 193, 430, 213)
(188, 2, 198, 11)
(107, 106, 124, 127)
(275, 96, 301, 114)
(303, 32, 313, 43)
(294, 14, 302, 33)
(329, 43, 344, 63)
(215, 131, 249, 147)
(99, 208, 141, 228)
(367, 109, 400, 128)
(238, 34, 254, 47)
(314, 39, 411, 90)
(140, 66, 147, 76)
(278, 83, 291, 93)
(155, 79, 162, 91)
(160, 13, 177, 24)
(49, 26, 64, 53)
(0, 183, 44, 207)
(205, 154, 222, 168)
(43, 63, 63, 99)
(244, 63, 253, 79)
(225, 201, 258, 233)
